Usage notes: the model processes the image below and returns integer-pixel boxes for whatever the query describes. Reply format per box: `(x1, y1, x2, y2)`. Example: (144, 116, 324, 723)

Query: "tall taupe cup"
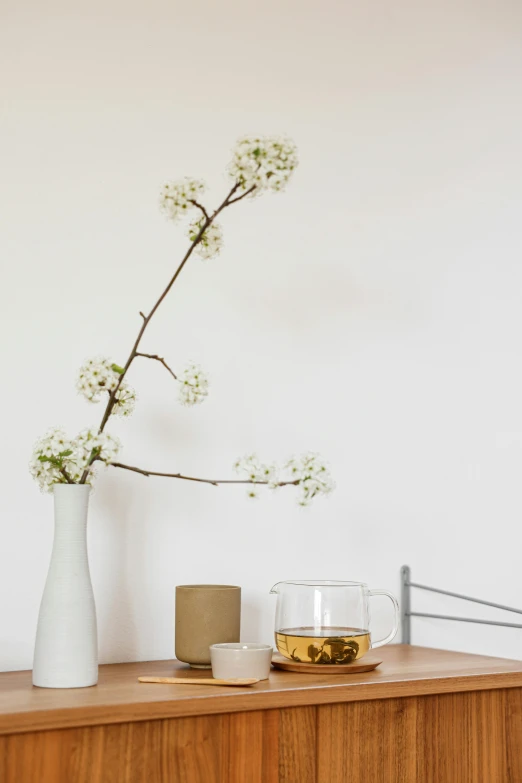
(175, 585, 241, 668)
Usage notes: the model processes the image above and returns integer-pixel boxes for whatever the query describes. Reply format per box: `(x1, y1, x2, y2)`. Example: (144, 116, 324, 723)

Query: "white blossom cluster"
(76, 357, 136, 417)
(234, 451, 333, 505)
(112, 385, 136, 417)
(30, 428, 82, 491)
(286, 453, 334, 506)
(30, 427, 120, 492)
(159, 178, 206, 222)
(188, 218, 223, 259)
(234, 454, 278, 498)
(77, 357, 119, 400)
(76, 428, 121, 466)
(178, 363, 209, 406)
(228, 136, 298, 195)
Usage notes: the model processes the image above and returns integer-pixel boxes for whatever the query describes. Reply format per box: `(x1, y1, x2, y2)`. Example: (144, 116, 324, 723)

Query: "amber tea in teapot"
(270, 580, 399, 664)
(275, 626, 371, 664)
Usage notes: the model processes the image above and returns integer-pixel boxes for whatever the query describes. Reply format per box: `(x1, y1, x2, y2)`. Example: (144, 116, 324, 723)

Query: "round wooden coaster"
(271, 653, 382, 674)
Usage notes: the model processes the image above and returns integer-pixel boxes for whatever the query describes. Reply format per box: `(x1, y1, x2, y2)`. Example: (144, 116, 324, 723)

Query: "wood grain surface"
(2, 645, 522, 736)
(1, 691, 522, 782)
(316, 689, 522, 782)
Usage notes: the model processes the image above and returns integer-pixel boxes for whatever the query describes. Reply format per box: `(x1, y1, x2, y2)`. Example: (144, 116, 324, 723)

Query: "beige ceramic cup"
(210, 643, 273, 681)
(175, 585, 241, 668)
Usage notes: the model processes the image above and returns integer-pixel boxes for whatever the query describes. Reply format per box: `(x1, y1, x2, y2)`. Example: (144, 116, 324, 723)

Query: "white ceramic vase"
(33, 484, 98, 688)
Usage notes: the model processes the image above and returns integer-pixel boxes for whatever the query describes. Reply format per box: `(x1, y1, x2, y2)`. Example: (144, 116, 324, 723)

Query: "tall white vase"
(33, 484, 98, 688)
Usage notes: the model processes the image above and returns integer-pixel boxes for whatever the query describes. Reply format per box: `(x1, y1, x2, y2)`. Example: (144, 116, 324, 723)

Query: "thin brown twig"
(136, 352, 177, 380)
(226, 185, 257, 205)
(108, 461, 300, 489)
(189, 200, 210, 220)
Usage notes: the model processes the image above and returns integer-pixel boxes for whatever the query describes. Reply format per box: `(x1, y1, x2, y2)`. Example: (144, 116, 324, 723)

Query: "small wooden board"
(271, 653, 382, 674)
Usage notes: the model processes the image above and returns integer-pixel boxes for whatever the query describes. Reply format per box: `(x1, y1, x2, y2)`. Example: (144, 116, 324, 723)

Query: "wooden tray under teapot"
(271, 653, 382, 674)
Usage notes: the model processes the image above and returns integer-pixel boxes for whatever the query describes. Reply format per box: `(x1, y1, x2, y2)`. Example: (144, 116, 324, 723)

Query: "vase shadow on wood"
(33, 485, 98, 688)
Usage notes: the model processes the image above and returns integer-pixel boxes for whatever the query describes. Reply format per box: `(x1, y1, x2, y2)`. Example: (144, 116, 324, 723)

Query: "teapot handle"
(368, 589, 400, 648)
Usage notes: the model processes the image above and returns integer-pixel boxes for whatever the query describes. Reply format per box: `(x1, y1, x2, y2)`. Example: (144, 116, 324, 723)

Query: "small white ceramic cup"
(210, 643, 273, 681)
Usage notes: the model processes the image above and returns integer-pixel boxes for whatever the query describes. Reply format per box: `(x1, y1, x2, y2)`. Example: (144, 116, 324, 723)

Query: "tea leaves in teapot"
(275, 627, 371, 664)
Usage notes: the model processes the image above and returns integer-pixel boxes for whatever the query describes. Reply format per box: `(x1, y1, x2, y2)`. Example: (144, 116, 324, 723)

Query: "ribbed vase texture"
(32, 484, 98, 688)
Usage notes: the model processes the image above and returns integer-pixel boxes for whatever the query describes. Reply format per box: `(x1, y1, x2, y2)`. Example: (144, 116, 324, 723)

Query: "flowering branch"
(77, 183, 243, 483)
(31, 136, 333, 506)
(94, 181, 242, 440)
(136, 353, 177, 380)
(108, 461, 300, 488)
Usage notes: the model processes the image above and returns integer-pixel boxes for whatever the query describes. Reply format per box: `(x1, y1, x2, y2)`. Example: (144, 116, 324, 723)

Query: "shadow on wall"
(90, 481, 140, 664)
(240, 598, 264, 643)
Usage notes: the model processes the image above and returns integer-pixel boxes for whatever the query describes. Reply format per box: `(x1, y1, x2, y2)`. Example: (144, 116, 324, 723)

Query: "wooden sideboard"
(1, 645, 522, 782)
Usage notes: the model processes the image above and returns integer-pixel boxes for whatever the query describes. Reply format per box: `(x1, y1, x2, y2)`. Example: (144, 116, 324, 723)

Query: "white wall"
(2, 0, 522, 671)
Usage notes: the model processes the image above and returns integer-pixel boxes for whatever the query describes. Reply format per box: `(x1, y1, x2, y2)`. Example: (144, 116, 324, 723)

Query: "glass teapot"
(270, 580, 399, 664)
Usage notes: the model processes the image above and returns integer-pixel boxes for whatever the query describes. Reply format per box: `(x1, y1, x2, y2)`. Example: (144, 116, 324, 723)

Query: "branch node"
(226, 185, 257, 205)
(136, 352, 177, 380)
(189, 200, 210, 221)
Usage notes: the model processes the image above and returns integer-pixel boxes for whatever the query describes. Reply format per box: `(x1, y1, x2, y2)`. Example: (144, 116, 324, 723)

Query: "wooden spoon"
(138, 676, 259, 687)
